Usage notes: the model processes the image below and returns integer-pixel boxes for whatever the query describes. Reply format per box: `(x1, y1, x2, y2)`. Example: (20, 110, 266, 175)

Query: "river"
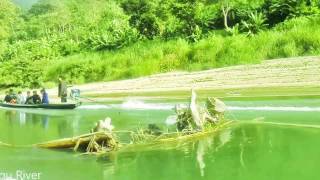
(0, 97, 320, 180)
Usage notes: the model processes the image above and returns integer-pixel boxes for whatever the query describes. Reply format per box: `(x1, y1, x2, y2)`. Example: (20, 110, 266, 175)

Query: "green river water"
(0, 97, 320, 180)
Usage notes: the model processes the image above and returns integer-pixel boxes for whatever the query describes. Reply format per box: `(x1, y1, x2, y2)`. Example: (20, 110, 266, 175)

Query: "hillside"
(1, 0, 320, 89)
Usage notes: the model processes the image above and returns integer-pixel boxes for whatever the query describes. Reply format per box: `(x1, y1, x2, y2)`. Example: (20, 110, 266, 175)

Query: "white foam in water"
(77, 105, 111, 109)
(228, 106, 320, 112)
(77, 100, 184, 110)
(120, 100, 174, 110)
(77, 102, 320, 112)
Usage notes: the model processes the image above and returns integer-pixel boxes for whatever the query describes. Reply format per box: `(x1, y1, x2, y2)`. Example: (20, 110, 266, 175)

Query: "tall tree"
(0, 0, 18, 40)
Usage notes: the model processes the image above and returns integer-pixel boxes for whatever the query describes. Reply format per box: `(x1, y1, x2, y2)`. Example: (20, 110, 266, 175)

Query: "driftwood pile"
(36, 132, 118, 153)
(176, 90, 226, 131)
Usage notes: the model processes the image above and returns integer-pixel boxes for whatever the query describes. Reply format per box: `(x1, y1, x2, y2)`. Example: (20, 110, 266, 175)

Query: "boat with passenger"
(0, 103, 78, 109)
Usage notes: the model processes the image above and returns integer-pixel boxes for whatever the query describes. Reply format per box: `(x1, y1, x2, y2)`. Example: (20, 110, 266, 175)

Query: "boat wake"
(77, 100, 176, 110)
(120, 100, 175, 110)
(78, 101, 320, 112)
(77, 105, 111, 110)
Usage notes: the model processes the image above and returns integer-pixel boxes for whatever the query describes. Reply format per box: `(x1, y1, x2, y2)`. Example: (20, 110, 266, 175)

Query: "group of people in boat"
(2, 77, 69, 105)
(3, 88, 49, 105)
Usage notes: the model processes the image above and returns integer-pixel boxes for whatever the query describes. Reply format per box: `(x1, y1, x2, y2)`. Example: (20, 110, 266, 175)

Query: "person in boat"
(41, 88, 49, 104)
(4, 91, 12, 103)
(25, 91, 34, 104)
(58, 77, 68, 103)
(16, 91, 26, 104)
(32, 90, 41, 104)
(9, 89, 17, 104)
(8, 89, 17, 104)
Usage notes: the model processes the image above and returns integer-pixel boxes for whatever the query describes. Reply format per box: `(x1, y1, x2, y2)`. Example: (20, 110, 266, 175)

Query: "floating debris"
(36, 132, 119, 153)
(34, 90, 231, 155)
(91, 117, 114, 133)
(175, 89, 226, 131)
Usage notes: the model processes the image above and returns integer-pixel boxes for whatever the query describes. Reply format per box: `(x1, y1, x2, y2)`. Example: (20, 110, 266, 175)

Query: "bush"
(0, 59, 45, 88)
(263, 0, 320, 26)
(240, 11, 268, 35)
(41, 15, 320, 85)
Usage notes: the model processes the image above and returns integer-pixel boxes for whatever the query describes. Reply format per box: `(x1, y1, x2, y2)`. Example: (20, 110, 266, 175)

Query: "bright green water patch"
(0, 98, 319, 179)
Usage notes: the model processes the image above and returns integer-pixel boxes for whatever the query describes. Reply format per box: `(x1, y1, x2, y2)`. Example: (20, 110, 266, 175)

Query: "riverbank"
(46, 56, 320, 101)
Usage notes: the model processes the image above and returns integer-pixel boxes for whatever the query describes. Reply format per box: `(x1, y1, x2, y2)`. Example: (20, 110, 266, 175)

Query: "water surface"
(0, 98, 319, 180)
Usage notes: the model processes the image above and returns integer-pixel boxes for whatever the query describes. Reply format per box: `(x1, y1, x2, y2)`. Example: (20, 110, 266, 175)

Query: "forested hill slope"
(1, 0, 320, 89)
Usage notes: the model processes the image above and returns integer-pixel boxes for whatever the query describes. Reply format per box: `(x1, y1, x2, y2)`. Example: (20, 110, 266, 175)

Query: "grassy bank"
(44, 16, 320, 85)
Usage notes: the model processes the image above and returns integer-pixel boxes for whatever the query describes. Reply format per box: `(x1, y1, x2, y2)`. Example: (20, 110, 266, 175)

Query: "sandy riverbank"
(44, 56, 320, 102)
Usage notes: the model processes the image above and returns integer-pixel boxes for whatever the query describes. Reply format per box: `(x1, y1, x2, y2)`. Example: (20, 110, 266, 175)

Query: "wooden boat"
(0, 103, 78, 109)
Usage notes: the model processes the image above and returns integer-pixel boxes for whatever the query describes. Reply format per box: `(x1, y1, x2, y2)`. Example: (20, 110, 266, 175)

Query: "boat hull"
(0, 103, 77, 109)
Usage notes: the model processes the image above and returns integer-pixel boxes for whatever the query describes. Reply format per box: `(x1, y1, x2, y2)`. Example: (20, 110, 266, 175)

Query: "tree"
(28, 2, 55, 16)
(171, 0, 204, 42)
(221, 1, 232, 30)
(0, 0, 18, 40)
(122, 0, 161, 39)
(85, 1, 139, 50)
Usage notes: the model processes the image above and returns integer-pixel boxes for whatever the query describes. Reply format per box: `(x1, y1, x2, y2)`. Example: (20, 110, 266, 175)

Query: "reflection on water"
(96, 121, 320, 180)
(0, 108, 83, 145)
(196, 128, 232, 177)
(196, 133, 213, 176)
(4, 109, 50, 128)
(97, 127, 234, 179)
(0, 104, 173, 145)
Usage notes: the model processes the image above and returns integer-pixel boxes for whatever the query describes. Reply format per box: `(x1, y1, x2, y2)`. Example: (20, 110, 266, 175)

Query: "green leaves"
(85, 28, 139, 50)
(240, 11, 268, 35)
(0, 0, 18, 40)
(27, 3, 55, 16)
(122, 0, 162, 39)
(83, 1, 139, 50)
(1, 0, 320, 88)
(0, 59, 44, 88)
(263, 0, 320, 26)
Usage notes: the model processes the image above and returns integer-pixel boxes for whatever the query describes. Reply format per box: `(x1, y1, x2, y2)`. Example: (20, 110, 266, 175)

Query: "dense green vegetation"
(12, 0, 38, 9)
(1, 0, 320, 88)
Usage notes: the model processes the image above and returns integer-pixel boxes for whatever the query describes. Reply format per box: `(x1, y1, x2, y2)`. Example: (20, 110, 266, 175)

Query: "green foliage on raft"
(1, 0, 320, 88)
